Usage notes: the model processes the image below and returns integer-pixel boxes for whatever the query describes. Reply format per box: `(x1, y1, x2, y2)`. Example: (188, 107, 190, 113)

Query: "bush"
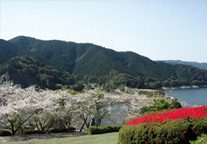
(119, 106, 207, 144)
(0, 129, 12, 136)
(48, 127, 76, 133)
(23, 130, 45, 135)
(140, 99, 182, 115)
(190, 134, 207, 144)
(88, 125, 122, 135)
(71, 83, 84, 91)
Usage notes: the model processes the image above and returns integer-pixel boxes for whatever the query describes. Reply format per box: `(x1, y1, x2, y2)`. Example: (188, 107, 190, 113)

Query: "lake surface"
(164, 88, 207, 106)
(101, 102, 129, 126)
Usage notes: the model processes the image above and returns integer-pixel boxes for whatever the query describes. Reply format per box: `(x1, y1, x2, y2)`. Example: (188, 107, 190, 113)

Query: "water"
(164, 88, 207, 106)
(101, 102, 129, 126)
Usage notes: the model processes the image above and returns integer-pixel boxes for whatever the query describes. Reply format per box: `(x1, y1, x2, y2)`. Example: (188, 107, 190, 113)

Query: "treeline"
(83, 68, 207, 91)
(0, 56, 75, 89)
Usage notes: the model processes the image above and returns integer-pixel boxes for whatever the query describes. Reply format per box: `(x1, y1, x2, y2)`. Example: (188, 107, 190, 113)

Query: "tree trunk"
(10, 122, 15, 135)
(79, 117, 87, 132)
(90, 118, 96, 126)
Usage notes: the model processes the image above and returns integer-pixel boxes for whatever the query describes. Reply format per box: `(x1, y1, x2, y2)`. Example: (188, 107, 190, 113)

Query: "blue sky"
(0, 0, 207, 62)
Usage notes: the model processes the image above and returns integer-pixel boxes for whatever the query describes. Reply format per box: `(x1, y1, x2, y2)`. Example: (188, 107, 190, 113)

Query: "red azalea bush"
(127, 106, 207, 125)
(118, 106, 207, 144)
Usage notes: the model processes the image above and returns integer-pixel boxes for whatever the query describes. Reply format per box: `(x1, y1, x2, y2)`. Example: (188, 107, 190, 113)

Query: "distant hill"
(162, 60, 207, 70)
(0, 56, 75, 89)
(0, 39, 53, 67)
(0, 35, 206, 89)
(9, 36, 175, 80)
(0, 39, 32, 65)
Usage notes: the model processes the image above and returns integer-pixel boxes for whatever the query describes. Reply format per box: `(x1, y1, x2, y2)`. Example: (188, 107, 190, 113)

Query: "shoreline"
(162, 85, 207, 107)
(161, 85, 207, 90)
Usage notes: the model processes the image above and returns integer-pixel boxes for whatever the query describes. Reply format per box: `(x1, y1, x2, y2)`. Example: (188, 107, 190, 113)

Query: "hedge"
(48, 127, 76, 133)
(88, 125, 122, 135)
(118, 106, 207, 144)
(0, 129, 12, 136)
(23, 130, 45, 135)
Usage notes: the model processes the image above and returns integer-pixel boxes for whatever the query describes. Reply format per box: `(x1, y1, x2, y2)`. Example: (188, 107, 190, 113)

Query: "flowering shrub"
(127, 106, 207, 125)
(119, 106, 207, 144)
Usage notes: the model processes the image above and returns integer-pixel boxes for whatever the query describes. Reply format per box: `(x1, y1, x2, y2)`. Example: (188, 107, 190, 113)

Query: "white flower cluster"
(0, 85, 156, 134)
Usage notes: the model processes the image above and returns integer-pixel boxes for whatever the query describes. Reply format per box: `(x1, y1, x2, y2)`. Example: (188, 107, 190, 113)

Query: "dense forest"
(1, 36, 207, 90)
(162, 60, 207, 70)
(0, 56, 75, 89)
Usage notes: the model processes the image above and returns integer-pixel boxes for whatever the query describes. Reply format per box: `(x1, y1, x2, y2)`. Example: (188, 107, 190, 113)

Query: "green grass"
(3, 132, 119, 144)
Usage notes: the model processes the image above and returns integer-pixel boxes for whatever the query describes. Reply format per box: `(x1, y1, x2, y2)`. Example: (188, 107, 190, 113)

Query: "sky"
(0, 0, 207, 62)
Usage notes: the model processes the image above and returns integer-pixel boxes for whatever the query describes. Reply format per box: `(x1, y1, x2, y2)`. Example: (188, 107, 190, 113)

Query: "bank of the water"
(164, 88, 207, 106)
(162, 85, 207, 90)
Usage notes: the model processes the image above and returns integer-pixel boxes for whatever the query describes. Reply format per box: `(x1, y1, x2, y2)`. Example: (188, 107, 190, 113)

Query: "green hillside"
(0, 35, 205, 89)
(163, 60, 207, 70)
(0, 56, 75, 89)
(9, 36, 78, 73)
(9, 36, 175, 80)
(0, 39, 34, 65)
(0, 39, 53, 67)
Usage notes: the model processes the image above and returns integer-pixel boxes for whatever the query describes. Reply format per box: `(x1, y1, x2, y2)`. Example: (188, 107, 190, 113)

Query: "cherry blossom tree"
(0, 85, 75, 134)
(75, 90, 115, 132)
(0, 85, 42, 135)
(0, 85, 159, 134)
(31, 90, 76, 132)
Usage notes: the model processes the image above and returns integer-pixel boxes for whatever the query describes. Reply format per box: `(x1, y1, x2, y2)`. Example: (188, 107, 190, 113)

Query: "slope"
(9, 36, 175, 80)
(7, 36, 207, 89)
(0, 56, 75, 89)
(163, 60, 207, 71)
(0, 39, 53, 67)
(0, 39, 33, 65)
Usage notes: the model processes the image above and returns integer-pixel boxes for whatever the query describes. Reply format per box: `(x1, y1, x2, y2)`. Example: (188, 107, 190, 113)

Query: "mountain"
(0, 39, 32, 65)
(162, 60, 207, 71)
(9, 36, 176, 80)
(0, 39, 53, 67)
(0, 56, 75, 89)
(0, 35, 206, 89)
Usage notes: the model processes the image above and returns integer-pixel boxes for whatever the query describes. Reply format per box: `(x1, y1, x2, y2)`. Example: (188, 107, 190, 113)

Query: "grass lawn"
(3, 132, 119, 144)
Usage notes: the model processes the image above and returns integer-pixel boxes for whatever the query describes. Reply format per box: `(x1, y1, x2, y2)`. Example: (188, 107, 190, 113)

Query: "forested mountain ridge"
(0, 38, 53, 68)
(0, 39, 32, 65)
(162, 60, 207, 71)
(9, 36, 176, 80)
(0, 56, 75, 89)
(0, 36, 207, 89)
